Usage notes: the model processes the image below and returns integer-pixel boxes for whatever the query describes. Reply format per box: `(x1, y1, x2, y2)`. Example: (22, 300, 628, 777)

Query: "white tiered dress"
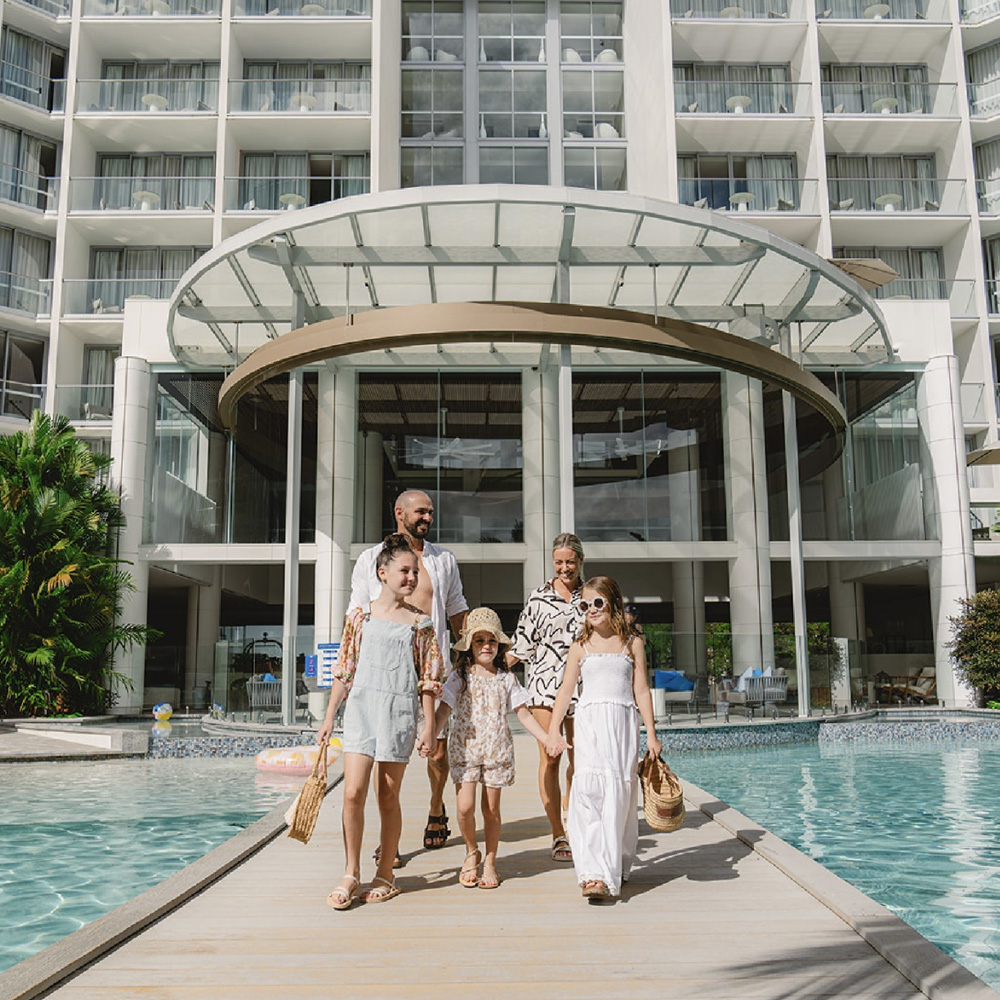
(566, 645, 639, 896)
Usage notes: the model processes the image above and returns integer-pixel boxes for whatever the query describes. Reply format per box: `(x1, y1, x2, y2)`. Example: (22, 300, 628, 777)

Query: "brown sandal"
(459, 849, 481, 887)
(478, 863, 501, 889)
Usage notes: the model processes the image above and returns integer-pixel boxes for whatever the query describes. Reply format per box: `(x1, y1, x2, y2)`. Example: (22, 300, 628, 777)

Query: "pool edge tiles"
(0, 762, 345, 1000)
(821, 719, 1000, 742)
(681, 777, 1000, 1000)
(654, 719, 821, 751)
(146, 734, 311, 759)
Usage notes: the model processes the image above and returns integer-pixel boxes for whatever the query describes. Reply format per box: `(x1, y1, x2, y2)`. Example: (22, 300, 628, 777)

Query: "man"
(349, 489, 468, 857)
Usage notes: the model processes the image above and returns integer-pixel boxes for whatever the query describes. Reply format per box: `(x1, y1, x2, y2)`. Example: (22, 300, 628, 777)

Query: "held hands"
(416, 724, 436, 758)
(646, 734, 663, 760)
(545, 733, 571, 758)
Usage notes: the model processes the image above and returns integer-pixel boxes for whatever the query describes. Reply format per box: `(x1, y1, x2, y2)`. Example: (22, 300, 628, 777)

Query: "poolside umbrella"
(827, 258, 899, 292)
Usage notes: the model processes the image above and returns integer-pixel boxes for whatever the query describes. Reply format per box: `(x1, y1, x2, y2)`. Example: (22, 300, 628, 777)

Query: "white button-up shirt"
(348, 539, 469, 655)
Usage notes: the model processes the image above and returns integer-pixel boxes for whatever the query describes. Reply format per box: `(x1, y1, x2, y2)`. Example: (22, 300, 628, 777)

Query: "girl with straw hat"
(426, 607, 553, 889)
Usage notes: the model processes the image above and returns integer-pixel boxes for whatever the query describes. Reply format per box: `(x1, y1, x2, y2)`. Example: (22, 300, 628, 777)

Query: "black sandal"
(422, 807, 450, 849)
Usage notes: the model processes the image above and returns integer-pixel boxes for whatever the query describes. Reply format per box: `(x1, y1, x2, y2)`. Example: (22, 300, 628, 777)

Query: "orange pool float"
(255, 738, 342, 776)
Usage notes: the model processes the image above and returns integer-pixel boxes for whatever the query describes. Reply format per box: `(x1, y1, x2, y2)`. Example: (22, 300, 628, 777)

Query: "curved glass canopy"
(166, 185, 893, 370)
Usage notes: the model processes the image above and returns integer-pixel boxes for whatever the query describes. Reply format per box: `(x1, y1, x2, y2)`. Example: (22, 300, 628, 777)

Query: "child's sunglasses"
(578, 597, 607, 612)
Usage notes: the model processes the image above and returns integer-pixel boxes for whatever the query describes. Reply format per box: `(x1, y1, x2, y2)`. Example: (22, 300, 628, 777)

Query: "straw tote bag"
(639, 754, 686, 833)
(286, 744, 329, 844)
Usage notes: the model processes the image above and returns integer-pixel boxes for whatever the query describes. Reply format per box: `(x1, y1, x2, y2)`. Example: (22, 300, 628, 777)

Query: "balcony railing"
(976, 180, 1000, 215)
(675, 81, 811, 116)
(985, 279, 1000, 315)
(962, 0, 1000, 21)
(0, 271, 51, 315)
(816, 0, 948, 19)
(828, 178, 965, 213)
(82, 0, 219, 14)
(0, 380, 44, 420)
(674, 0, 796, 17)
(69, 176, 215, 212)
(971, 503, 1000, 539)
(224, 174, 370, 211)
(230, 78, 371, 113)
(77, 79, 219, 113)
(968, 85, 1000, 118)
(0, 164, 57, 211)
(63, 278, 177, 315)
(821, 82, 957, 117)
(0, 61, 65, 112)
(233, 0, 370, 12)
(680, 177, 819, 213)
(53, 384, 115, 421)
(875, 278, 976, 314)
(14, 0, 69, 16)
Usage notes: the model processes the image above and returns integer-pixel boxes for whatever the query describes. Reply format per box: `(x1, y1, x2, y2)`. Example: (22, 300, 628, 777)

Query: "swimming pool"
(670, 736, 1000, 990)
(0, 757, 298, 972)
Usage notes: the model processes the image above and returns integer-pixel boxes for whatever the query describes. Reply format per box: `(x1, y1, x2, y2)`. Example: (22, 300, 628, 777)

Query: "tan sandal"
(581, 879, 609, 899)
(360, 875, 401, 903)
(459, 849, 481, 888)
(326, 875, 360, 911)
(478, 863, 501, 889)
(551, 835, 573, 862)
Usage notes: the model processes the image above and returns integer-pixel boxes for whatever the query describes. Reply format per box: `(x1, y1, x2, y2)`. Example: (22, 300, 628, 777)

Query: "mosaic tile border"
(644, 720, 821, 753)
(146, 734, 310, 758)
(820, 719, 1000, 742)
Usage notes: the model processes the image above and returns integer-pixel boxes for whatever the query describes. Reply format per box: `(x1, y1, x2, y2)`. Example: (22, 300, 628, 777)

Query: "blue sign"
(304, 654, 317, 678)
(317, 643, 340, 689)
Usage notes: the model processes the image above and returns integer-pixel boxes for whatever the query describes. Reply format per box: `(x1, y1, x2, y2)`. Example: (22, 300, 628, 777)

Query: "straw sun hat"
(454, 607, 513, 652)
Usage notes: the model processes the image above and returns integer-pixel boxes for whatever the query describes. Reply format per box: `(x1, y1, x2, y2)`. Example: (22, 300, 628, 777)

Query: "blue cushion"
(654, 670, 695, 692)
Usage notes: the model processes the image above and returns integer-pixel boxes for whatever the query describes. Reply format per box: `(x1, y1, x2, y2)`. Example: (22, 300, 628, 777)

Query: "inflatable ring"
(256, 738, 342, 776)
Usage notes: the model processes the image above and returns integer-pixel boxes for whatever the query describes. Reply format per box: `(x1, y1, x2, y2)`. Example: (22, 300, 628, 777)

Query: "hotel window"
(834, 246, 945, 300)
(479, 146, 548, 183)
(479, 68, 547, 137)
(0, 225, 51, 313)
(98, 61, 219, 112)
(239, 152, 369, 209)
(401, 146, 464, 187)
(821, 64, 928, 114)
(95, 153, 214, 211)
(479, 1, 545, 62)
(678, 154, 798, 211)
(560, 1, 623, 63)
(983, 237, 1000, 311)
(402, 66, 464, 137)
(0, 329, 44, 420)
(241, 61, 371, 112)
(562, 65, 624, 138)
(674, 63, 791, 115)
(1, 27, 65, 112)
(0, 125, 57, 211)
(403, 0, 464, 63)
(88, 246, 207, 314)
(564, 146, 625, 190)
(827, 155, 937, 212)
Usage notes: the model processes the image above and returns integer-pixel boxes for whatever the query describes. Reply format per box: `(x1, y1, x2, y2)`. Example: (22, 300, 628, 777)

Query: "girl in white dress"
(546, 576, 662, 901)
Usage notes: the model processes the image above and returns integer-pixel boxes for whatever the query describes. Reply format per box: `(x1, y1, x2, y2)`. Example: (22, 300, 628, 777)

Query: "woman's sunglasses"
(578, 597, 607, 613)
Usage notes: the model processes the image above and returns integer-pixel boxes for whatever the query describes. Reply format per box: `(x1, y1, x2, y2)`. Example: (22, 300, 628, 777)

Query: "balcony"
(821, 82, 957, 117)
(0, 271, 51, 316)
(0, 61, 64, 114)
(76, 79, 219, 114)
(0, 165, 57, 213)
(53, 384, 114, 422)
(679, 176, 819, 213)
(672, 0, 802, 17)
(12, 0, 69, 16)
(232, 0, 370, 12)
(69, 176, 215, 213)
(63, 277, 177, 316)
(0, 380, 44, 421)
(229, 78, 371, 114)
(816, 0, 948, 19)
(876, 278, 977, 316)
(828, 178, 965, 213)
(224, 174, 370, 211)
(675, 81, 811, 116)
(962, 0, 1000, 21)
(81, 0, 219, 14)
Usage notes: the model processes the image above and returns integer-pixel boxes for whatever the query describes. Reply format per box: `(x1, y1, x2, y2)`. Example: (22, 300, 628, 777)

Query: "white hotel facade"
(2, 0, 999, 717)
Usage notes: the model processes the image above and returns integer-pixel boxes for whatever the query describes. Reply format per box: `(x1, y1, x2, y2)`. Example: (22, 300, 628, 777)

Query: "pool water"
(670, 738, 1000, 990)
(0, 758, 298, 972)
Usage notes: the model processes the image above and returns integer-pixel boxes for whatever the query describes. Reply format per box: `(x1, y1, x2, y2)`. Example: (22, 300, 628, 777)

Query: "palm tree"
(0, 411, 152, 716)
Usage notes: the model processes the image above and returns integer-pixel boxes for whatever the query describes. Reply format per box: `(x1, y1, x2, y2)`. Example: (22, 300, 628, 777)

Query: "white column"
(281, 370, 303, 725)
(522, 366, 561, 596)
(354, 429, 383, 543)
(668, 428, 705, 674)
(917, 356, 976, 708)
(557, 346, 574, 533)
(109, 356, 152, 714)
(184, 567, 221, 709)
(722, 372, 774, 673)
(783, 389, 810, 716)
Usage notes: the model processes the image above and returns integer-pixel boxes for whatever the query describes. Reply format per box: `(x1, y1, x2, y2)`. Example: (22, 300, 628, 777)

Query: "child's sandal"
(459, 849, 481, 887)
(478, 863, 501, 889)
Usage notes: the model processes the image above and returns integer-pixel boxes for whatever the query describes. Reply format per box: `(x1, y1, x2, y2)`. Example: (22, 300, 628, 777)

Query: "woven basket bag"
(639, 755, 686, 833)
(286, 744, 329, 844)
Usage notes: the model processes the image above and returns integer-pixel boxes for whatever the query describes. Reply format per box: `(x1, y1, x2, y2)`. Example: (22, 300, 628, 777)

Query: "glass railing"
(53, 384, 115, 421)
(674, 0, 801, 17)
(816, 0, 948, 19)
(229, 78, 371, 113)
(988, 279, 1000, 315)
(827, 178, 965, 213)
(874, 278, 974, 312)
(977, 181, 1000, 214)
(0, 165, 57, 211)
(968, 85, 1000, 118)
(13, 0, 69, 15)
(0, 380, 44, 421)
(232, 0, 370, 14)
(961, 382, 988, 423)
(971, 503, 1000, 539)
(680, 177, 819, 212)
(821, 82, 957, 117)
(675, 81, 811, 115)
(224, 175, 371, 210)
(76, 79, 219, 113)
(0, 61, 64, 112)
(0, 271, 51, 315)
(962, 0, 1000, 21)
(69, 176, 215, 212)
(63, 278, 177, 315)
(82, 0, 219, 14)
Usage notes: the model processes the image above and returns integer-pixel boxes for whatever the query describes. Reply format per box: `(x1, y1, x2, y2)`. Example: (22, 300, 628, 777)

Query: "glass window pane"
(480, 146, 513, 183)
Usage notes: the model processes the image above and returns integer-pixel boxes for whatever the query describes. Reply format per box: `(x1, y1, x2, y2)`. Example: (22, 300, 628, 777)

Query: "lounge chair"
(897, 667, 937, 704)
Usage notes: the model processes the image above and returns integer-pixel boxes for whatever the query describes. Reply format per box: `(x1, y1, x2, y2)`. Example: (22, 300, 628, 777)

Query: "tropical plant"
(949, 588, 1000, 706)
(0, 412, 154, 717)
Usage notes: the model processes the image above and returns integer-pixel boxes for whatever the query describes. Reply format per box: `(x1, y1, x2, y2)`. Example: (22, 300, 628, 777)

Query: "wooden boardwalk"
(41, 734, 984, 1000)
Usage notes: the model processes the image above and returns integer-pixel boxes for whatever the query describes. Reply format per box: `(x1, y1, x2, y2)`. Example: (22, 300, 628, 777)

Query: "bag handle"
(311, 741, 329, 781)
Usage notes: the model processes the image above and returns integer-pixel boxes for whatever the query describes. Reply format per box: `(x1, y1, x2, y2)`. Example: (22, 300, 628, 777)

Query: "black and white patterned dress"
(510, 579, 584, 710)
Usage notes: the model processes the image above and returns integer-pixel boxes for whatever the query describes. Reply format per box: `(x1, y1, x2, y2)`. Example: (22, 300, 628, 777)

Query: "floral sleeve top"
(334, 605, 445, 697)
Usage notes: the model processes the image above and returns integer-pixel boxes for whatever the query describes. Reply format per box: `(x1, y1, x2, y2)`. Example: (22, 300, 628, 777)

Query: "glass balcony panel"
(962, 0, 1000, 21)
(69, 176, 216, 212)
(0, 163, 58, 211)
(970, 503, 1000, 539)
(230, 77, 371, 113)
(873, 277, 958, 303)
(232, 0, 369, 13)
(677, 0, 798, 17)
(53, 384, 115, 421)
(82, 0, 220, 14)
(14, 0, 69, 16)
(0, 379, 44, 420)
(961, 383, 987, 423)
(816, 0, 948, 19)
(674, 81, 811, 115)
(0, 272, 51, 315)
(821, 82, 956, 117)
(62, 278, 178, 315)
(0, 61, 64, 112)
(76, 79, 219, 113)
(679, 176, 818, 213)
(224, 173, 371, 210)
(827, 178, 964, 213)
